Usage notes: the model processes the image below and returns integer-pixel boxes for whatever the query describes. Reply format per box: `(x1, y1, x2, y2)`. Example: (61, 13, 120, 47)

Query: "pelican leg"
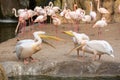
(29, 56, 39, 63)
(93, 50, 98, 61)
(24, 57, 29, 64)
(98, 54, 102, 60)
(82, 50, 85, 59)
(77, 49, 80, 58)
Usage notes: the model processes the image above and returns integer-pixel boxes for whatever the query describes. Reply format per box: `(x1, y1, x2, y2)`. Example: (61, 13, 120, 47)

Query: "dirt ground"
(0, 22, 120, 76)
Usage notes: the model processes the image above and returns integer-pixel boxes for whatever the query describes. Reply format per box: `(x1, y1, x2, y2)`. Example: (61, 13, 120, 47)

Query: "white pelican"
(63, 30, 90, 58)
(72, 40, 114, 61)
(15, 31, 63, 64)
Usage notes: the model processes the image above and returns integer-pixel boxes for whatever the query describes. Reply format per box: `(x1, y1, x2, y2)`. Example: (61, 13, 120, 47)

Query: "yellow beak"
(42, 40, 56, 49)
(67, 44, 83, 55)
(62, 31, 74, 36)
(39, 34, 65, 41)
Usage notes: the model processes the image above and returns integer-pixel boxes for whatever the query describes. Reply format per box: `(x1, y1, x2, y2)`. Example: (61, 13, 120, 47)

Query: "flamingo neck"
(90, 2, 93, 11)
(97, 0, 100, 11)
(13, 8, 18, 17)
(49, 2, 53, 8)
(64, 3, 67, 10)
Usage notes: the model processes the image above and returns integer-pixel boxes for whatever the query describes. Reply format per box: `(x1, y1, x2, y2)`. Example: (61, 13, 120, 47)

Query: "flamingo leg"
(55, 25, 58, 36)
(77, 21, 79, 32)
(74, 21, 76, 32)
(98, 27, 101, 39)
(74, 20, 79, 32)
(15, 22, 20, 35)
(77, 49, 80, 58)
(22, 21, 26, 35)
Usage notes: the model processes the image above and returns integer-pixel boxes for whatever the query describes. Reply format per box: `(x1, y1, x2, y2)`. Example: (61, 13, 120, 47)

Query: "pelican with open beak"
(69, 40, 114, 61)
(15, 31, 64, 64)
(63, 30, 90, 58)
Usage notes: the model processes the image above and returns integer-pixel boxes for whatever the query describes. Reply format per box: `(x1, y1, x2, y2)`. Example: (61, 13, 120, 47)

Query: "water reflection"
(0, 22, 17, 43)
(9, 75, 120, 80)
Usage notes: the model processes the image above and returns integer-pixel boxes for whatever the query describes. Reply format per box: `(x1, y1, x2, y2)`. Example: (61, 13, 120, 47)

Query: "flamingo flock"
(12, 1, 115, 64)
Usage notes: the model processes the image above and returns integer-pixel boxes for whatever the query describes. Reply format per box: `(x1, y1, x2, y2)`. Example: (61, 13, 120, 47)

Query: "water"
(0, 19, 17, 43)
(9, 75, 120, 80)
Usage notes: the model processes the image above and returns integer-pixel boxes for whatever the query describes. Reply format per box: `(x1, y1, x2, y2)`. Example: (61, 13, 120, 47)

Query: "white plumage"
(93, 17, 107, 28)
(72, 31, 90, 44)
(15, 31, 45, 64)
(89, 2, 96, 21)
(81, 40, 114, 60)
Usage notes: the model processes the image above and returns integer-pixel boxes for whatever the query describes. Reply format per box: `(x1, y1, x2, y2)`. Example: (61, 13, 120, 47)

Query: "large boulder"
(0, 64, 8, 80)
(113, 0, 120, 22)
(0, 0, 29, 18)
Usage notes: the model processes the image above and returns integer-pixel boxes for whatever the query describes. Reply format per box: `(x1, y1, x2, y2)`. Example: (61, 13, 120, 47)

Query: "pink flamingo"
(27, 9, 37, 25)
(12, 8, 28, 35)
(93, 17, 107, 39)
(96, 0, 109, 14)
(60, 3, 67, 17)
(90, 1, 97, 21)
(52, 14, 61, 35)
(34, 13, 47, 29)
(34, 6, 47, 16)
(118, 5, 120, 13)
(64, 8, 85, 32)
(48, 1, 61, 13)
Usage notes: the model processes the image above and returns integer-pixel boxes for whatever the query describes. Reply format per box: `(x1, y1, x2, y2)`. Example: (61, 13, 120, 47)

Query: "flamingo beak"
(62, 31, 74, 36)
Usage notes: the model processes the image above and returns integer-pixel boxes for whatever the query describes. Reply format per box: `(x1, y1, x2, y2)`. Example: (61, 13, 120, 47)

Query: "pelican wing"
(86, 40, 113, 54)
(16, 39, 34, 45)
(15, 45, 23, 60)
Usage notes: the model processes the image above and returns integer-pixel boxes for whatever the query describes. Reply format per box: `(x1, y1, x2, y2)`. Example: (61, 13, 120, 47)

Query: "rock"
(62, 0, 74, 10)
(0, 64, 8, 80)
(54, 0, 62, 8)
(113, 0, 120, 22)
(0, 0, 20, 17)
(1, 60, 119, 77)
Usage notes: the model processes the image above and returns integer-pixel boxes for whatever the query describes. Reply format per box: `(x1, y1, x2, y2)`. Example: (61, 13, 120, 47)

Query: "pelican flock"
(12, 1, 115, 64)
(63, 30, 114, 61)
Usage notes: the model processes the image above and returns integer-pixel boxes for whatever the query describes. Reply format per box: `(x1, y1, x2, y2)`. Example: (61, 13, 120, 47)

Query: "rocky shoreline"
(0, 60, 120, 77)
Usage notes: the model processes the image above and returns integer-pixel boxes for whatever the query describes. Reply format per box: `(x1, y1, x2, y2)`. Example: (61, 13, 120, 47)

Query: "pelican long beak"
(62, 31, 74, 36)
(67, 44, 83, 55)
(42, 39, 56, 49)
(39, 34, 64, 41)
